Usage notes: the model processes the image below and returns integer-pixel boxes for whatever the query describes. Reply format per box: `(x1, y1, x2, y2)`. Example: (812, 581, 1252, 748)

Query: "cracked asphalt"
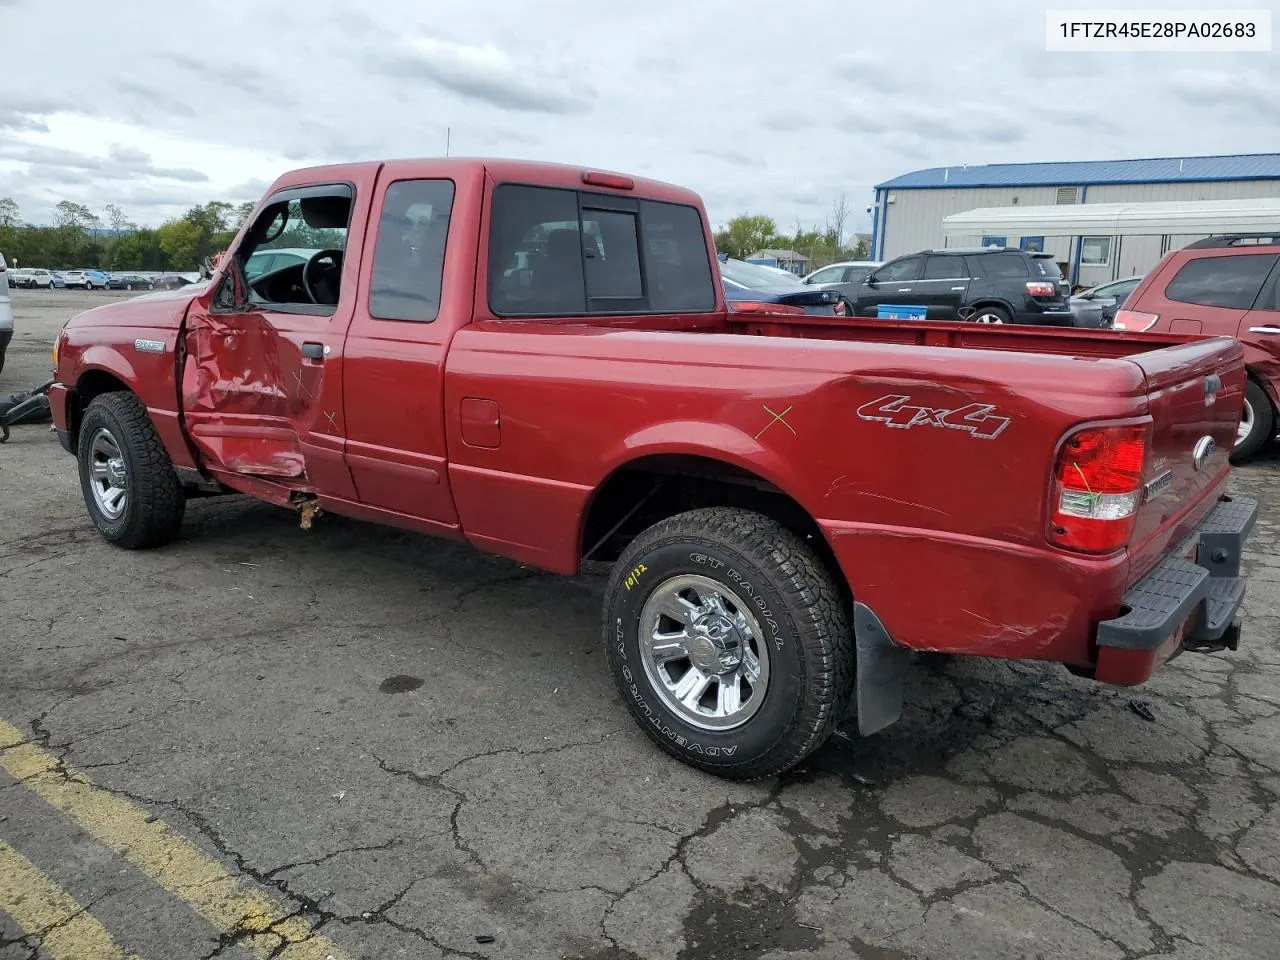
(2, 290, 1279, 959)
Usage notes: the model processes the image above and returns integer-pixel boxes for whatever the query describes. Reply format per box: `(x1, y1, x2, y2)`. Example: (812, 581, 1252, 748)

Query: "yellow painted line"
(0, 839, 142, 960)
(0, 720, 348, 960)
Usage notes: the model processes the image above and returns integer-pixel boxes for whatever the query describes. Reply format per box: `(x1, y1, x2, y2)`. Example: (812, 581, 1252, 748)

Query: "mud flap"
(851, 601, 913, 736)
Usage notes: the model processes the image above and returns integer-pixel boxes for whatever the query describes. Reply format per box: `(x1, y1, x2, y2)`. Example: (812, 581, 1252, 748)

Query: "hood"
(67, 282, 208, 330)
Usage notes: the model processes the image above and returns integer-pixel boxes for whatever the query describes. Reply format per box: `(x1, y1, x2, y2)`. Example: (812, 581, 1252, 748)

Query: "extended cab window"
(487, 184, 715, 317)
(1165, 254, 1277, 310)
(924, 256, 964, 280)
(225, 185, 353, 314)
(369, 179, 455, 323)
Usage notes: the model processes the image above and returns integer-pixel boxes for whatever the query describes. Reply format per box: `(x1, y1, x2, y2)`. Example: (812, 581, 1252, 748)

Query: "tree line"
(0, 197, 256, 272)
(713, 194, 870, 267)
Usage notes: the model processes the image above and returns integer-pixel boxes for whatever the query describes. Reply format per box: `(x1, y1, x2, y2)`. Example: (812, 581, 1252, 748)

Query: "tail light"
(1113, 309, 1159, 332)
(1049, 423, 1150, 553)
(727, 301, 806, 316)
(1026, 281, 1057, 297)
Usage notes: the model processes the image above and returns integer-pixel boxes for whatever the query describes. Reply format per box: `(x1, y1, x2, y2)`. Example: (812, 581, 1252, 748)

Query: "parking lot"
(2, 290, 1278, 959)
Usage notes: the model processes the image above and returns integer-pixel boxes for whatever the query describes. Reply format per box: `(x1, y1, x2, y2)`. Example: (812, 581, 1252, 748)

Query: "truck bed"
(722, 312, 1206, 360)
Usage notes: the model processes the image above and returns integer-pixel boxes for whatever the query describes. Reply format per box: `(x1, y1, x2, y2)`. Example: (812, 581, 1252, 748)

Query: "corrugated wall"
(880, 179, 1280, 288)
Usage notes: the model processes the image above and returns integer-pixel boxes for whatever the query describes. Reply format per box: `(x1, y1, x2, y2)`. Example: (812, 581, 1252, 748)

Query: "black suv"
(847, 247, 1074, 325)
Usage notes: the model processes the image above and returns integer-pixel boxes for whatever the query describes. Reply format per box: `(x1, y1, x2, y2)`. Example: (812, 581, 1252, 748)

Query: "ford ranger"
(49, 158, 1257, 779)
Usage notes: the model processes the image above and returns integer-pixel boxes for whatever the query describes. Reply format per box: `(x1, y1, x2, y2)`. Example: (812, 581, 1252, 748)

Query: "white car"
(12, 267, 55, 289)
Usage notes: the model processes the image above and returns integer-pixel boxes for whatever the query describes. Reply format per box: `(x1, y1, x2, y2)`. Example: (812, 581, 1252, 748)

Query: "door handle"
(1248, 325, 1280, 334)
(898, 288, 912, 292)
(950, 286, 966, 290)
(301, 342, 328, 360)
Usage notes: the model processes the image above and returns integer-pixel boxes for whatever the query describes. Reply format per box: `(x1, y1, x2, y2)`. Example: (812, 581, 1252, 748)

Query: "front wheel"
(604, 507, 853, 780)
(77, 392, 185, 548)
(1232, 379, 1276, 462)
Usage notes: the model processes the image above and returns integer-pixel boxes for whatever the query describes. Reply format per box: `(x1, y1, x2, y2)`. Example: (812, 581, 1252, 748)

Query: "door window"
(875, 257, 923, 282)
(924, 256, 964, 280)
(229, 185, 353, 314)
(368, 179, 455, 323)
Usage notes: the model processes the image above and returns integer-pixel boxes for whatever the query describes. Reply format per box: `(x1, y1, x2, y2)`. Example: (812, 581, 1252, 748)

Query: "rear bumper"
(1094, 494, 1257, 684)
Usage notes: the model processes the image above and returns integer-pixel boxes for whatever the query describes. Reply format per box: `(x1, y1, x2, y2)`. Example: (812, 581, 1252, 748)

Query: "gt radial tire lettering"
(616, 617, 626, 660)
(688, 552, 724, 570)
(727, 568, 783, 646)
(620, 665, 735, 756)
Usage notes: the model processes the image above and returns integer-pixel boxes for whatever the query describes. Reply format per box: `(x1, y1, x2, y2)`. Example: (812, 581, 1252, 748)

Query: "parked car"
(801, 260, 882, 308)
(12, 267, 56, 289)
(62, 270, 100, 290)
(848, 247, 1074, 325)
(244, 247, 318, 280)
(107, 274, 154, 291)
(718, 257, 844, 314)
(0, 254, 11, 376)
(49, 271, 66, 289)
(1068, 276, 1143, 329)
(49, 157, 1257, 779)
(1115, 234, 1280, 460)
(152, 274, 193, 290)
(87, 270, 111, 289)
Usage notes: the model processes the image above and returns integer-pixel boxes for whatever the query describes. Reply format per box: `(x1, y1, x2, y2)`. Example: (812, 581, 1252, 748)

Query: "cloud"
(373, 36, 593, 115)
(0, 138, 208, 184)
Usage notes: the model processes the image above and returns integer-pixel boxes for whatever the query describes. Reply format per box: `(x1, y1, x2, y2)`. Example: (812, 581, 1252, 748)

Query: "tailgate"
(1125, 336, 1246, 578)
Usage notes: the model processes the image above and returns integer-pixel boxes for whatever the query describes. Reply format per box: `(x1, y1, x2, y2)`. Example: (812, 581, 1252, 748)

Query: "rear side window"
(369, 179, 455, 322)
(982, 253, 1030, 278)
(487, 184, 715, 316)
(1165, 254, 1276, 310)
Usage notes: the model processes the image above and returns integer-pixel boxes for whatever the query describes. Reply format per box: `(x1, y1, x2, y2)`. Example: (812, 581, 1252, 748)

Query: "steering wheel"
(302, 249, 344, 305)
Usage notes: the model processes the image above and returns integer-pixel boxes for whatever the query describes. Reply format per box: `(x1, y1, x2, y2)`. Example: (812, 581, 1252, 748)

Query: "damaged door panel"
(177, 173, 380, 501)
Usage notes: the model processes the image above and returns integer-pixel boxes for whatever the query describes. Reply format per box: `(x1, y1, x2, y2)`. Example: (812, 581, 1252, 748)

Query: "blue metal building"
(870, 153, 1280, 287)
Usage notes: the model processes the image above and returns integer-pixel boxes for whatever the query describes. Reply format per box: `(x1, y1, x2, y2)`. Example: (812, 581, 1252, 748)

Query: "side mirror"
(198, 256, 215, 280)
(864, 275, 878, 287)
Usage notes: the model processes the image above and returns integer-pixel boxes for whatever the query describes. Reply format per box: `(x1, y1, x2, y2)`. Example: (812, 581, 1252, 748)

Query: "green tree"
(54, 201, 100, 230)
(103, 204, 129, 233)
(713, 214, 780, 260)
(156, 219, 203, 270)
(0, 197, 20, 228)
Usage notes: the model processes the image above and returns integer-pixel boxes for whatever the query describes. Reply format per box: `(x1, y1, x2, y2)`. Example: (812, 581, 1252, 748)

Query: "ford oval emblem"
(1192, 435, 1216, 471)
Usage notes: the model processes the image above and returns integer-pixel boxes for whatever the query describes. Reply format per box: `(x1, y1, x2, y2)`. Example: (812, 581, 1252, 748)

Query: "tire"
(971, 305, 1011, 325)
(77, 392, 185, 549)
(604, 507, 853, 780)
(1231, 379, 1275, 463)
(0, 348, 6, 377)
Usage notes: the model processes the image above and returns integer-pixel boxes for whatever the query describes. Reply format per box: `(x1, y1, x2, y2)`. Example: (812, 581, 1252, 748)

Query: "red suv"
(1116, 234, 1280, 460)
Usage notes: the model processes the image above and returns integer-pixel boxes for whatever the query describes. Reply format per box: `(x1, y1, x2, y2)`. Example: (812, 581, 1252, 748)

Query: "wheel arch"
(67, 366, 135, 448)
(579, 448, 848, 608)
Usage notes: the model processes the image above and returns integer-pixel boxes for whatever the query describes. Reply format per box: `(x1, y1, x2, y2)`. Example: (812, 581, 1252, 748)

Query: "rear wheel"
(604, 507, 853, 780)
(971, 306, 1011, 325)
(77, 392, 185, 548)
(1232, 379, 1275, 462)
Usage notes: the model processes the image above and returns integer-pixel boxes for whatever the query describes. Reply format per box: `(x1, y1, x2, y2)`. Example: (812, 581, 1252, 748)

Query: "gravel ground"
(2, 289, 1278, 960)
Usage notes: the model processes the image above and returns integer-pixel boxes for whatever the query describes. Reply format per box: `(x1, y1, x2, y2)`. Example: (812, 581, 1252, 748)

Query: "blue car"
(717, 256, 843, 315)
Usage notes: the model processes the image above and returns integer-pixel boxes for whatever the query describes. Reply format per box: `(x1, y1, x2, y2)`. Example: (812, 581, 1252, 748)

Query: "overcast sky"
(1, 0, 1278, 233)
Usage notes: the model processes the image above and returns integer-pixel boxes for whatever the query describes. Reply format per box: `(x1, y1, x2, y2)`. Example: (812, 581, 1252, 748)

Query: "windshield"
(719, 259, 804, 290)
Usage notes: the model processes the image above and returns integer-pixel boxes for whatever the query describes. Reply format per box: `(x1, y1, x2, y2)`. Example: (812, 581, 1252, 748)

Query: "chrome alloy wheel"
(88, 426, 128, 520)
(638, 574, 771, 731)
(1237, 399, 1255, 446)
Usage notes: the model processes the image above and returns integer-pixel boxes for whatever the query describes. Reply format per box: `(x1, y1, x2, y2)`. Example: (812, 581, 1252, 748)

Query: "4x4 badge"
(856, 394, 1010, 440)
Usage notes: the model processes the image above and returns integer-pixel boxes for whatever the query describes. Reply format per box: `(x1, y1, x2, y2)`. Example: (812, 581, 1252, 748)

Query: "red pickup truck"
(50, 158, 1257, 779)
